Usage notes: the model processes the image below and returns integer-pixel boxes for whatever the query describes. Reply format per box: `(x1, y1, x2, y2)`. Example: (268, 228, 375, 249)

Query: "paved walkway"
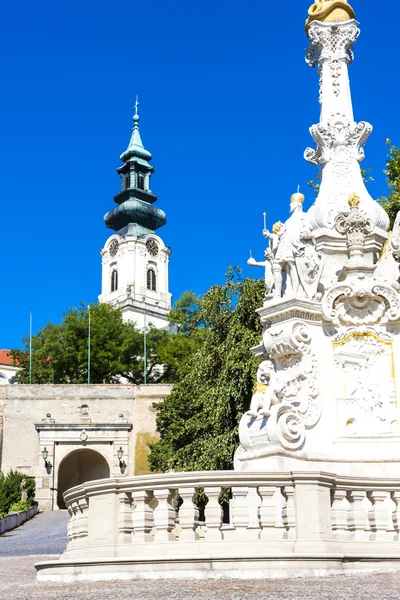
(1, 514, 400, 598)
(0, 510, 69, 556)
(0, 557, 400, 600)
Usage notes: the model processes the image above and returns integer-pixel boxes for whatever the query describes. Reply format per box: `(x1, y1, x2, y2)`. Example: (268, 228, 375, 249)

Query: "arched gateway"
(57, 449, 110, 509)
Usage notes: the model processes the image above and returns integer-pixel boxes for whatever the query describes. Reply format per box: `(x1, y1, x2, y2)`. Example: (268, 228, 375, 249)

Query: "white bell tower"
(99, 101, 172, 329)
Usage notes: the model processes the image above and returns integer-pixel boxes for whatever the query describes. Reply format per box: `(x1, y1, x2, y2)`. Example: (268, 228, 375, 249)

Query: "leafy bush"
(8, 500, 30, 513)
(0, 471, 35, 516)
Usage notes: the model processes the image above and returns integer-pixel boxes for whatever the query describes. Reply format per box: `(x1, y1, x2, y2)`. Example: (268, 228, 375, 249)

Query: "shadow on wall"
(57, 449, 110, 509)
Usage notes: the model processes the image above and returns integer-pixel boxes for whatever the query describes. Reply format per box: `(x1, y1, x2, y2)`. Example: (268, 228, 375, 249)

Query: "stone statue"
(20, 479, 28, 502)
(374, 210, 400, 290)
(247, 221, 283, 299)
(246, 360, 279, 418)
(263, 192, 323, 299)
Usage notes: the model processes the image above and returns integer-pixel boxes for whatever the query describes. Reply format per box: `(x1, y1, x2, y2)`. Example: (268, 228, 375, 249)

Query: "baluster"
(391, 491, 400, 541)
(224, 486, 252, 540)
(66, 505, 74, 548)
(118, 491, 133, 544)
(132, 489, 154, 543)
(178, 487, 199, 541)
(331, 489, 349, 540)
(77, 497, 89, 541)
(282, 485, 296, 540)
(259, 485, 283, 540)
(153, 488, 176, 542)
(368, 490, 390, 541)
(347, 490, 368, 540)
(70, 502, 79, 548)
(204, 486, 223, 541)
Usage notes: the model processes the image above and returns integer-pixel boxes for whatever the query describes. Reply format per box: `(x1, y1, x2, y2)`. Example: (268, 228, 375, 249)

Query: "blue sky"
(1, 0, 399, 349)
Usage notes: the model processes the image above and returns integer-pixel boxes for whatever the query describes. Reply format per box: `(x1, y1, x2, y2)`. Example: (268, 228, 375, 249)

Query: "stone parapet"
(35, 471, 400, 581)
(0, 505, 37, 535)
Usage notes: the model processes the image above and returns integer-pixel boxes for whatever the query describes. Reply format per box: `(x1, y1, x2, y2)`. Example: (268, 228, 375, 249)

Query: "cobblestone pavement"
(0, 556, 399, 600)
(0, 511, 68, 556)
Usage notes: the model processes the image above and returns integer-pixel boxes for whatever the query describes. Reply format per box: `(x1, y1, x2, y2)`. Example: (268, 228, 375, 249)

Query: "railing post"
(291, 472, 335, 553)
(331, 488, 348, 540)
(259, 485, 283, 540)
(178, 487, 199, 541)
(132, 489, 154, 543)
(153, 488, 176, 542)
(204, 486, 223, 541)
(347, 490, 369, 540)
(118, 491, 133, 545)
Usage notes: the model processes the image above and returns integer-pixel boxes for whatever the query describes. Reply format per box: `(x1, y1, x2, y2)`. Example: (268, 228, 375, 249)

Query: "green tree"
(10, 302, 202, 385)
(10, 303, 131, 383)
(148, 268, 265, 473)
(378, 140, 400, 229)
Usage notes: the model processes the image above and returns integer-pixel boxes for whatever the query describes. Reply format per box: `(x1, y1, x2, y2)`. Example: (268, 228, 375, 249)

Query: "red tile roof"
(0, 350, 14, 365)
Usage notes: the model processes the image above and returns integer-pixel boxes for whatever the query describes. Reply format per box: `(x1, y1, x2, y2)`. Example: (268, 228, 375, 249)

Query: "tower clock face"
(146, 239, 159, 257)
(109, 240, 119, 257)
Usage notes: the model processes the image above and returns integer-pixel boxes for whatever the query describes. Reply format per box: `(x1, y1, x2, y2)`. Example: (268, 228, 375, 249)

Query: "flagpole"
(29, 312, 32, 384)
(88, 305, 91, 385)
(143, 304, 147, 385)
(142, 294, 147, 384)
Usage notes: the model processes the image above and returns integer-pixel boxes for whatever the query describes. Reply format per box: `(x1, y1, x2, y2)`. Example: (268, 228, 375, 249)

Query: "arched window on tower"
(125, 174, 130, 189)
(147, 268, 156, 291)
(137, 172, 145, 190)
(111, 270, 118, 292)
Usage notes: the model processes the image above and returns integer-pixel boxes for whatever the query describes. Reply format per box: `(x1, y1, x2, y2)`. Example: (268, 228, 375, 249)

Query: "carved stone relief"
(240, 322, 321, 452)
(333, 333, 399, 436)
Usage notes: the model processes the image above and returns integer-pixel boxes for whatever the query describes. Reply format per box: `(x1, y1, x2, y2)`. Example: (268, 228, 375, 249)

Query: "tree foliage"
(378, 140, 400, 229)
(149, 268, 264, 473)
(0, 471, 35, 517)
(10, 303, 198, 384)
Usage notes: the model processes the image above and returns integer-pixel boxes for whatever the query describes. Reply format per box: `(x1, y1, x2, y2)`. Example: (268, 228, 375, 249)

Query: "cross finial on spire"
(134, 95, 140, 117)
(297, 184, 300, 193)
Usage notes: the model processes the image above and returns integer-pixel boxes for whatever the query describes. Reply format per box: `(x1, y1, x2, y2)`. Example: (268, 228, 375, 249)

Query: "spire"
(120, 97, 152, 164)
(104, 102, 167, 238)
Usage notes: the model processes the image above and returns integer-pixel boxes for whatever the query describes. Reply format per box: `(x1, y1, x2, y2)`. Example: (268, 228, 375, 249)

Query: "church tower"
(99, 103, 172, 329)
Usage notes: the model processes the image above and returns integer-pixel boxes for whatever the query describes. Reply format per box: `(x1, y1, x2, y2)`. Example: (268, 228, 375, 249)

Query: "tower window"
(147, 269, 156, 291)
(137, 173, 145, 190)
(125, 174, 130, 189)
(111, 270, 118, 292)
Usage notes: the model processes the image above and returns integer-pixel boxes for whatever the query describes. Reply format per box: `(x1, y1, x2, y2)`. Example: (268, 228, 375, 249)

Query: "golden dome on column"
(306, 0, 356, 31)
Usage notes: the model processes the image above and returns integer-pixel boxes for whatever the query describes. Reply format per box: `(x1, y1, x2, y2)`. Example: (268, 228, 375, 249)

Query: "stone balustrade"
(36, 471, 400, 581)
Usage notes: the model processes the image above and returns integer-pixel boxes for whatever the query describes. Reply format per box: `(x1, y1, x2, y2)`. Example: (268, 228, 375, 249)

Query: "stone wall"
(0, 384, 171, 510)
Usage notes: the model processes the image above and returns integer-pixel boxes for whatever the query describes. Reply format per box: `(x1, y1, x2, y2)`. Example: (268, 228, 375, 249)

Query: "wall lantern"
(42, 447, 52, 475)
(117, 447, 127, 474)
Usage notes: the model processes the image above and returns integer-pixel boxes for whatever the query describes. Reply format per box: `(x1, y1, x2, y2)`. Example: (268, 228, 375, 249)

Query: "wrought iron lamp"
(117, 447, 127, 474)
(41, 447, 52, 474)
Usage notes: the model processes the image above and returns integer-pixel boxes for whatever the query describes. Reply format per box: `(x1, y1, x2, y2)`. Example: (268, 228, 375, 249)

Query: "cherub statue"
(246, 360, 279, 418)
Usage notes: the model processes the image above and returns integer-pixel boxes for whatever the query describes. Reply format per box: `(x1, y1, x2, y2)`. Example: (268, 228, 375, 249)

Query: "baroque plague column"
(236, 0, 400, 475)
